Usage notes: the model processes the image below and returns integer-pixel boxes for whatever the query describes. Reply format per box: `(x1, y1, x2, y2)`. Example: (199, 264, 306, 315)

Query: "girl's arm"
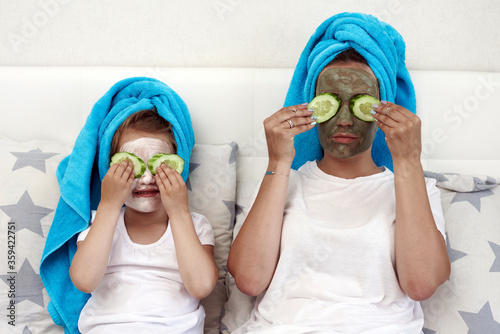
(227, 104, 316, 296)
(69, 161, 135, 293)
(156, 165, 218, 300)
(372, 102, 450, 301)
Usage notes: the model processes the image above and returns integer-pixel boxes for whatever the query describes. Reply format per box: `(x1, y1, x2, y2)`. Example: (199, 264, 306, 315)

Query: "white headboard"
(1, 67, 499, 179)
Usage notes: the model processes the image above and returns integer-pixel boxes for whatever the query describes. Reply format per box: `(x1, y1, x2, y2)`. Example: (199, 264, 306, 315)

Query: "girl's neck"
(123, 207, 169, 245)
(317, 150, 382, 179)
(124, 207, 168, 226)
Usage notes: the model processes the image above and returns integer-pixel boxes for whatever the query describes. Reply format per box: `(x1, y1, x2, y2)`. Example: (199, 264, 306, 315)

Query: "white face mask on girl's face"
(119, 137, 173, 213)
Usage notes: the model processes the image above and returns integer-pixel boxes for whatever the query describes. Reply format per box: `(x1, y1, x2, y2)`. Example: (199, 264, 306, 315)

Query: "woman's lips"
(332, 133, 358, 144)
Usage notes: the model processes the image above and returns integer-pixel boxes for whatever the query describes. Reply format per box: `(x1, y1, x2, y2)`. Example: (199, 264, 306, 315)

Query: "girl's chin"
(125, 198, 163, 213)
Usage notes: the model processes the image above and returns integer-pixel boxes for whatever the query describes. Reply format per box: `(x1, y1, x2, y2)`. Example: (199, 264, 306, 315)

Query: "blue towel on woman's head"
(40, 77, 195, 333)
(286, 12, 416, 171)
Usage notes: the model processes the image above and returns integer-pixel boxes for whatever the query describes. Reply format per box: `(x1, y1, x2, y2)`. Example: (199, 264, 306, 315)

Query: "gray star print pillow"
(0, 136, 71, 333)
(0, 136, 238, 334)
(421, 171, 500, 333)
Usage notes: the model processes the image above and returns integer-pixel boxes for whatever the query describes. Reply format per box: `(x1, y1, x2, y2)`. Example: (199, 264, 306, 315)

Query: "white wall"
(1, 0, 498, 72)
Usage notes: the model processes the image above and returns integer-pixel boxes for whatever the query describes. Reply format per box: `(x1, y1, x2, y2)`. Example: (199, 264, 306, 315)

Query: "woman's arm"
(227, 104, 316, 296)
(373, 102, 450, 301)
(227, 164, 289, 296)
(393, 159, 449, 301)
(156, 165, 218, 300)
(70, 161, 135, 293)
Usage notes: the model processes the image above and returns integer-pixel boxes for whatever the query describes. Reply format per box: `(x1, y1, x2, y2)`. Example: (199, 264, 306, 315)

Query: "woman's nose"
(336, 103, 354, 126)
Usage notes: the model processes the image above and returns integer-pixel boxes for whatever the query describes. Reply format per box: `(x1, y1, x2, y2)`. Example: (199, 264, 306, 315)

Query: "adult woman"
(228, 13, 450, 333)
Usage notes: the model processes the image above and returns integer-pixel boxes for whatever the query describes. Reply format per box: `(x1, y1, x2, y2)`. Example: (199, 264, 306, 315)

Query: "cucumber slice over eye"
(148, 154, 185, 175)
(350, 95, 380, 122)
(110, 152, 146, 178)
(308, 93, 341, 123)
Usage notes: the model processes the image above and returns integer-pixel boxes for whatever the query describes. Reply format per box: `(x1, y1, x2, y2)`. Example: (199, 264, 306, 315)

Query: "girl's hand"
(371, 101, 422, 164)
(101, 160, 135, 208)
(263, 103, 316, 169)
(155, 164, 189, 217)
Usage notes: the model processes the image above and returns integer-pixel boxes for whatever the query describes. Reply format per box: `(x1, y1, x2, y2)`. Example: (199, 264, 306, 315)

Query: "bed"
(0, 66, 499, 333)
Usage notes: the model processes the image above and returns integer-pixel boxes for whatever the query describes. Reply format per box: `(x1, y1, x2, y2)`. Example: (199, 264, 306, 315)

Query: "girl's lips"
(133, 189, 160, 198)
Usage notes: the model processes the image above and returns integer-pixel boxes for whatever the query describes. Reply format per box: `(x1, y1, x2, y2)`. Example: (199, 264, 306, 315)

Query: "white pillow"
(0, 136, 237, 334)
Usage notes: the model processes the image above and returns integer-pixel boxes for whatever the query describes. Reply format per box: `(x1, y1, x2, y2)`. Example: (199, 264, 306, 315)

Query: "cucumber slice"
(148, 154, 185, 175)
(110, 152, 146, 178)
(350, 95, 380, 122)
(308, 93, 341, 123)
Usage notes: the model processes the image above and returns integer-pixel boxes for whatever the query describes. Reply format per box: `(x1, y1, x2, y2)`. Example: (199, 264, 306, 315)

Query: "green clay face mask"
(316, 67, 380, 159)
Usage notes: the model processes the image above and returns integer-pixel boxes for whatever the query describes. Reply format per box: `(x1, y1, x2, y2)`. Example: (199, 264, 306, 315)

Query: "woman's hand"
(372, 102, 450, 300)
(155, 164, 189, 217)
(101, 160, 135, 208)
(264, 103, 316, 170)
(371, 101, 422, 164)
(228, 103, 315, 296)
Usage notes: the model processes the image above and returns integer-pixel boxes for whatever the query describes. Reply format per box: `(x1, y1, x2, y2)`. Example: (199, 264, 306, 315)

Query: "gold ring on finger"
(287, 119, 294, 128)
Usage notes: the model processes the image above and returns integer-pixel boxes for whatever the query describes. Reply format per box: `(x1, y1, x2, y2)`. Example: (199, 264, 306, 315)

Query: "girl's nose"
(139, 168, 155, 184)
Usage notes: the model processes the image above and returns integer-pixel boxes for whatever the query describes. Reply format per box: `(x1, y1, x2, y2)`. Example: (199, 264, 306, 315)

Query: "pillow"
(421, 171, 500, 333)
(0, 136, 71, 334)
(221, 179, 260, 333)
(0, 136, 238, 334)
(222, 172, 500, 333)
(189, 142, 238, 333)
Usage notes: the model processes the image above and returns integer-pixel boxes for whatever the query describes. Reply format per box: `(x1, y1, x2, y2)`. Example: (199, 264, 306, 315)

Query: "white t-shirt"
(234, 161, 445, 334)
(77, 208, 214, 334)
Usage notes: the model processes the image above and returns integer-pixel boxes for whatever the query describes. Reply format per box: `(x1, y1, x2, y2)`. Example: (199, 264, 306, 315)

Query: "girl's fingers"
(155, 165, 168, 188)
(156, 164, 183, 188)
(112, 160, 133, 178)
(108, 163, 119, 174)
(124, 162, 135, 180)
(162, 164, 183, 184)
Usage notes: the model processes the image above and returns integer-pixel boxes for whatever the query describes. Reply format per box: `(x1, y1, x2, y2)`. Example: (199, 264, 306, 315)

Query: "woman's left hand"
(371, 101, 422, 164)
(155, 164, 190, 217)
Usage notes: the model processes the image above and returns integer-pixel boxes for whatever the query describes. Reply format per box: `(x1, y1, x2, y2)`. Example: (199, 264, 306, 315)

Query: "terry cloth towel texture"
(40, 77, 195, 333)
(285, 12, 416, 171)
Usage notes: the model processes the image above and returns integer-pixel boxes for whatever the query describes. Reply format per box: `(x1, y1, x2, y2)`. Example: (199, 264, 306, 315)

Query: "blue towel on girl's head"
(286, 12, 416, 171)
(40, 77, 195, 333)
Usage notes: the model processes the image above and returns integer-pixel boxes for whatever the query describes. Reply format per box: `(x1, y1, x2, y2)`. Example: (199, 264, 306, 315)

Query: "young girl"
(69, 109, 218, 333)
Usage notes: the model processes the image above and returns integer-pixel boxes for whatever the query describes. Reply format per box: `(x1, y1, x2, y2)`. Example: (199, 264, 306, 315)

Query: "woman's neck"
(317, 150, 382, 179)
